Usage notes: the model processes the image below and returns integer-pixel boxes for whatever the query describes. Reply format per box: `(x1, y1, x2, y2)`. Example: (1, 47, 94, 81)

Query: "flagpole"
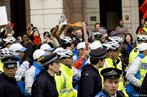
(82, 22, 88, 51)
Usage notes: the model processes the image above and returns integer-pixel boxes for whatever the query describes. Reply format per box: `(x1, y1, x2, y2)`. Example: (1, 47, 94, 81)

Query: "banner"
(0, 6, 8, 26)
(140, 0, 147, 19)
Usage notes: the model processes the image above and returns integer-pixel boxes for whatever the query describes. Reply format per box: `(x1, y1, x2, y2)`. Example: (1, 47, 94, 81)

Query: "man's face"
(99, 58, 105, 68)
(76, 30, 83, 38)
(3, 67, 17, 78)
(109, 50, 119, 60)
(95, 24, 101, 31)
(17, 51, 25, 59)
(65, 57, 73, 67)
(50, 62, 60, 74)
(104, 78, 119, 96)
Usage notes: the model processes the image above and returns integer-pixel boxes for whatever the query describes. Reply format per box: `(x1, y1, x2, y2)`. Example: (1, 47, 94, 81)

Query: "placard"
(0, 6, 8, 26)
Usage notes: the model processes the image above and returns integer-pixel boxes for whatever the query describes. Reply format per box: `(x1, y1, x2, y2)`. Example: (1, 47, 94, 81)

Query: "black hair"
(43, 31, 50, 37)
(90, 57, 104, 65)
(124, 33, 133, 44)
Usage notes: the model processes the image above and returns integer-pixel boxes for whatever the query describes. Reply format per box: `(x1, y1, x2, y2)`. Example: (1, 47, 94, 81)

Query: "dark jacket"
(31, 70, 58, 97)
(121, 42, 135, 66)
(78, 64, 102, 97)
(0, 73, 24, 97)
(139, 73, 147, 96)
(95, 89, 125, 97)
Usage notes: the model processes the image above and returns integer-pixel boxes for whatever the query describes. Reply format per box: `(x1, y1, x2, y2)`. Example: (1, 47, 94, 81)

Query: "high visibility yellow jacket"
(0, 60, 3, 72)
(143, 27, 147, 32)
(55, 63, 77, 97)
(140, 56, 147, 85)
(129, 45, 139, 67)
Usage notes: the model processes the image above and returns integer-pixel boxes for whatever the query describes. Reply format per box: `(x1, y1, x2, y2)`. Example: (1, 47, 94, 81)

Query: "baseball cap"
(33, 49, 48, 59)
(89, 41, 103, 50)
(77, 42, 86, 50)
(40, 44, 54, 51)
(9, 43, 26, 52)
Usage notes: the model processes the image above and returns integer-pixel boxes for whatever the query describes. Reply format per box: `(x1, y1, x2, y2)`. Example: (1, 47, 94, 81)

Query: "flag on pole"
(82, 22, 88, 51)
(140, 0, 147, 19)
(8, 22, 14, 29)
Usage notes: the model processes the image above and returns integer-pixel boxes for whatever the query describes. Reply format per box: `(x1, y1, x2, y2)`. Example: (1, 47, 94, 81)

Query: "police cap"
(89, 48, 107, 59)
(101, 68, 122, 79)
(1, 55, 18, 69)
(39, 53, 60, 66)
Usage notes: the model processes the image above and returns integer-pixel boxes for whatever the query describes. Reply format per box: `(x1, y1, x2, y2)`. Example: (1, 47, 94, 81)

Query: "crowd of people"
(0, 19, 147, 97)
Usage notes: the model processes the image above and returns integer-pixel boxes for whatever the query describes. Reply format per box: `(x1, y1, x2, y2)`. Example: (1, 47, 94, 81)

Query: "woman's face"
(22, 35, 29, 41)
(125, 35, 131, 42)
(33, 31, 39, 36)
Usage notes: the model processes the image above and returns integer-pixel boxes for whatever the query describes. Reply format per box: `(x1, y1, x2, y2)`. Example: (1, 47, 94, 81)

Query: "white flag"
(59, 14, 67, 25)
(0, 6, 8, 26)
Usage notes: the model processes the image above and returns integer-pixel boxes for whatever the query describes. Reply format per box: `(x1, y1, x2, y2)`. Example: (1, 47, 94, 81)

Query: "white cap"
(40, 44, 54, 51)
(77, 42, 86, 50)
(138, 43, 147, 51)
(9, 43, 26, 52)
(33, 49, 47, 59)
(89, 41, 103, 50)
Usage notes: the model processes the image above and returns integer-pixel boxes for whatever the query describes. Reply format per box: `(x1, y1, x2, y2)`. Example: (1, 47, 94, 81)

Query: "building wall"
(29, 0, 64, 36)
(122, 0, 139, 39)
(1, 0, 140, 39)
(84, 0, 100, 31)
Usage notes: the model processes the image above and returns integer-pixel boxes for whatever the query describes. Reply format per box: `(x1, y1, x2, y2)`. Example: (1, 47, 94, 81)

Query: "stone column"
(63, 0, 84, 23)
(122, 0, 139, 39)
(84, 0, 100, 31)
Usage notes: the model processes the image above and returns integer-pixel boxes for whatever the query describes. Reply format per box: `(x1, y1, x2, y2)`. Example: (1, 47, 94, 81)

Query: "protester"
(120, 33, 136, 68)
(115, 20, 128, 39)
(25, 49, 47, 96)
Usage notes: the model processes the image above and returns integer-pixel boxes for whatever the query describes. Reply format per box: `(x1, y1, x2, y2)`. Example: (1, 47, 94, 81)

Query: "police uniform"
(0, 55, 24, 97)
(78, 48, 107, 97)
(95, 68, 125, 97)
(31, 53, 60, 97)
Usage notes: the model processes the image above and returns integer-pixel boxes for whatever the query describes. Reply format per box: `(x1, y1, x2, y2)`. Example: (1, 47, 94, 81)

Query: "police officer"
(95, 68, 125, 97)
(78, 48, 107, 97)
(0, 55, 24, 97)
(31, 53, 61, 97)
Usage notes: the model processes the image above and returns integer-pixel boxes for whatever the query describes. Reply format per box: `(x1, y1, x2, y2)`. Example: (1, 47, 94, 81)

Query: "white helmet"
(109, 36, 123, 43)
(61, 36, 72, 44)
(89, 41, 103, 50)
(103, 41, 120, 50)
(56, 49, 73, 59)
(137, 35, 147, 41)
(0, 48, 18, 58)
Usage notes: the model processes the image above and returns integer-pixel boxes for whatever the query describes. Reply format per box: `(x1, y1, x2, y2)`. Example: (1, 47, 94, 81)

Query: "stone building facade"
(0, 0, 144, 39)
